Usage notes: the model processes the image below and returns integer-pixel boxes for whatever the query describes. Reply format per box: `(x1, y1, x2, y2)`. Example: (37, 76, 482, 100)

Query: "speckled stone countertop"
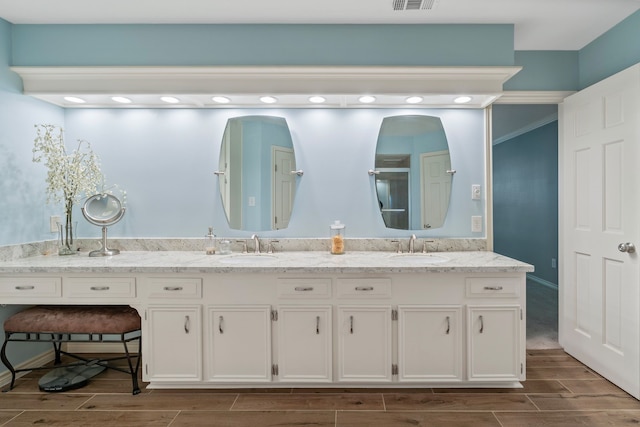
(0, 250, 534, 275)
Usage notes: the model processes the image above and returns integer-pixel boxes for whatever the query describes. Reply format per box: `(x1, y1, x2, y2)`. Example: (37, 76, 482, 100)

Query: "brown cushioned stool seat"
(1, 305, 141, 394)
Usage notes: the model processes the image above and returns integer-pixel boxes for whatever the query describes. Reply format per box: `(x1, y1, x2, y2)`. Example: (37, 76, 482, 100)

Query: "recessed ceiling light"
(358, 95, 376, 104)
(111, 96, 132, 104)
(63, 96, 86, 104)
(405, 96, 423, 104)
(454, 96, 472, 104)
(160, 96, 180, 104)
(260, 96, 278, 104)
(309, 96, 326, 104)
(212, 96, 230, 104)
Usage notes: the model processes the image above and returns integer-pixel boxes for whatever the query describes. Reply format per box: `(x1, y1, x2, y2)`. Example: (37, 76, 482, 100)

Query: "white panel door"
(277, 305, 332, 382)
(421, 150, 451, 230)
(398, 305, 462, 381)
(272, 146, 295, 230)
(337, 306, 392, 382)
(560, 63, 640, 398)
(208, 305, 272, 382)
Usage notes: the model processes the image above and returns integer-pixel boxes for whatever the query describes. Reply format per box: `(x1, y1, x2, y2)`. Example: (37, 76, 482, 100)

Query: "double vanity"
(0, 248, 532, 390)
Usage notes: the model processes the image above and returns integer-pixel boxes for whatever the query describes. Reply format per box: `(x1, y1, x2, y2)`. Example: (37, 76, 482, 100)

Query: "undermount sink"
(389, 253, 449, 264)
(218, 254, 278, 265)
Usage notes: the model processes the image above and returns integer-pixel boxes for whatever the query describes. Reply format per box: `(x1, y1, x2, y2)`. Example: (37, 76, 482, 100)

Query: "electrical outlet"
(248, 196, 256, 207)
(49, 215, 61, 233)
(471, 216, 482, 232)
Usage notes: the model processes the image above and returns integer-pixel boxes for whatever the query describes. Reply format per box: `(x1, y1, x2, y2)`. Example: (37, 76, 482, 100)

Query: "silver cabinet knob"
(618, 242, 636, 253)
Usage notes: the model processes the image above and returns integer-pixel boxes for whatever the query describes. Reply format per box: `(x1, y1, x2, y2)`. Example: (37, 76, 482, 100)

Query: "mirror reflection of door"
(218, 116, 296, 231)
(272, 146, 295, 230)
(376, 169, 410, 230)
(421, 150, 451, 229)
(375, 115, 452, 231)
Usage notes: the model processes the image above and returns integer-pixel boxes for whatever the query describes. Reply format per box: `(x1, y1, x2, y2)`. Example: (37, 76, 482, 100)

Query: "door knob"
(618, 242, 636, 253)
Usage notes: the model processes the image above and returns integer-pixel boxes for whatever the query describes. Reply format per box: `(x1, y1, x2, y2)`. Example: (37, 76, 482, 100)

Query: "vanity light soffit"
(12, 66, 523, 108)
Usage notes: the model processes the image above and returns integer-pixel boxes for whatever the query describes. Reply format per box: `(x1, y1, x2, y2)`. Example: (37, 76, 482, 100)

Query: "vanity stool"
(1, 305, 142, 394)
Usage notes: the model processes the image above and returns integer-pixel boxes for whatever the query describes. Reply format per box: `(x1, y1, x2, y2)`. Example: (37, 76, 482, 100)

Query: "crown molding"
(496, 90, 575, 104)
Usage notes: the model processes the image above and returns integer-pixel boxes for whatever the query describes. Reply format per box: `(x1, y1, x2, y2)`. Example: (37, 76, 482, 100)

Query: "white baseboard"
(527, 273, 558, 290)
(0, 350, 54, 388)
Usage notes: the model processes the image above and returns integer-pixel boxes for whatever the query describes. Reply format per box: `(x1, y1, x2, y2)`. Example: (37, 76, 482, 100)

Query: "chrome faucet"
(251, 234, 261, 254)
(408, 234, 417, 254)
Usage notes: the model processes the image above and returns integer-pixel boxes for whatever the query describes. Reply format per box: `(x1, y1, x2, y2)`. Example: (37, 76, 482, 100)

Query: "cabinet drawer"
(465, 278, 520, 298)
(0, 277, 62, 298)
(65, 277, 136, 298)
(147, 278, 202, 299)
(277, 278, 332, 298)
(336, 278, 392, 298)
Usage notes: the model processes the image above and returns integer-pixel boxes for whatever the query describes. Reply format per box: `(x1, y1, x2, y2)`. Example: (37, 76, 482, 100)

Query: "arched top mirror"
(374, 115, 452, 230)
(218, 116, 297, 231)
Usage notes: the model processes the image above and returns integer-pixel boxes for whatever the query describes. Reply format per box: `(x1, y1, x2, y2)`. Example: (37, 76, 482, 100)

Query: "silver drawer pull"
(483, 286, 503, 291)
(163, 286, 183, 291)
(355, 286, 374, 291)
(15, 285, 35, 290)
(294, 286, 314, 292)
(90, 286, 110, 291)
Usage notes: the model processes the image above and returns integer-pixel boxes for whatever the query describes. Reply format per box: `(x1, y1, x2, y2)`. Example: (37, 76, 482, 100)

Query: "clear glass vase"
(58, 215, 77, 256)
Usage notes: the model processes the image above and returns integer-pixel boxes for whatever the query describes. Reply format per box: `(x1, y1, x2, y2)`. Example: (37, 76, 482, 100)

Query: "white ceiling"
(0, 0, 638, 50)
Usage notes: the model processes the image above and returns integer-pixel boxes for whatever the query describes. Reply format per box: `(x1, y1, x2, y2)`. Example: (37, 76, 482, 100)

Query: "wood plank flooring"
(2, 349, 640, 426)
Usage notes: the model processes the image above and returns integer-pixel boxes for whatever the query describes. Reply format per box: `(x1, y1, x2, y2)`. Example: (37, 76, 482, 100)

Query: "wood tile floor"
(2, 349, 640, 426)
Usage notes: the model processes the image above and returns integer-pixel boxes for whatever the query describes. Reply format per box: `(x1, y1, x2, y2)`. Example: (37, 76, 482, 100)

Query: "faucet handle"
(267, 240, 279, 254)
(391, 240, 403, 253)
(235, 240, 248, 253)
(422, 240, 435, 253)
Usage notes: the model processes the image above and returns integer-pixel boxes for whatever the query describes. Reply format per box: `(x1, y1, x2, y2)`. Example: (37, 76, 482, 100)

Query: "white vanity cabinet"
(397, 305, 463, 382)
(276, 305, 332, 382)
(142, 277, 204, 382)
(145, 305, 202, 382)
(207, 305, 272, 382)
(467, 305, 522, 381)
(0, 251, 531, 389)
(337, 305, 393, 382)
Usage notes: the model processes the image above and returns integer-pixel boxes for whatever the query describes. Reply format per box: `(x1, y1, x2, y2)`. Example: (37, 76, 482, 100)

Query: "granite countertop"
(0, 251, 534, 274)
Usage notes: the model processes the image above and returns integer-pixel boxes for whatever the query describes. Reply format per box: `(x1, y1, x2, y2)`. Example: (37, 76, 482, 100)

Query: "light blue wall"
(0, 18, 64, 246)
(64, 108, 485, 240)
(0, 17, 62, 376)
(508, 51, 579, 91)
(11, 24, 515, 67)
(579, 10, 640, 89)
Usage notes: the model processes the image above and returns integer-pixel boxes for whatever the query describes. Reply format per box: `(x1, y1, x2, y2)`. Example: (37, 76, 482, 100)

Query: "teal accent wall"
(11, 24, 515, 66)
(579, 10, 640, 89)
(507, 51, 579, 91)
(493, 120, 558, 285)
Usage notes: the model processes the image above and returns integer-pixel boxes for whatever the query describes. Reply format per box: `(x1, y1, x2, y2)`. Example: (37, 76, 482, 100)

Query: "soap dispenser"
(330, 220, 345, 255)
(205, 227, 217, 255)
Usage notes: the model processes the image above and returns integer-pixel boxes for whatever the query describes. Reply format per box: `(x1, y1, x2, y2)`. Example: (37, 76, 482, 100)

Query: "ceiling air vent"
(393, 0, 438, 10)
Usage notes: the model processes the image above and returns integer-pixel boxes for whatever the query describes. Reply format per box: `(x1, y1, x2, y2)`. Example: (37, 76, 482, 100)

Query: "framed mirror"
(218, 116, 297, 231)
(374, 115, 452, 230)
(81, 193, 126, 257)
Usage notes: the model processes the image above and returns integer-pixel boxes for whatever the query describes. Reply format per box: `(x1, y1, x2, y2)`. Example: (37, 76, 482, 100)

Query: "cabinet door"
(208, 305, 272, 382)
(467, 305, 522, 381)
(277, 305, 332, 382)
(398, 305, 462, 381)
(146, 306, 202, 382)
(337, 306, 392, 382)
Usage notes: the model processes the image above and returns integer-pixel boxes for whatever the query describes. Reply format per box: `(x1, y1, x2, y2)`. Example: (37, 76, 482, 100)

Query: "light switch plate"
(471, 184, 481, 200)
(471, 216, 483, 232)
